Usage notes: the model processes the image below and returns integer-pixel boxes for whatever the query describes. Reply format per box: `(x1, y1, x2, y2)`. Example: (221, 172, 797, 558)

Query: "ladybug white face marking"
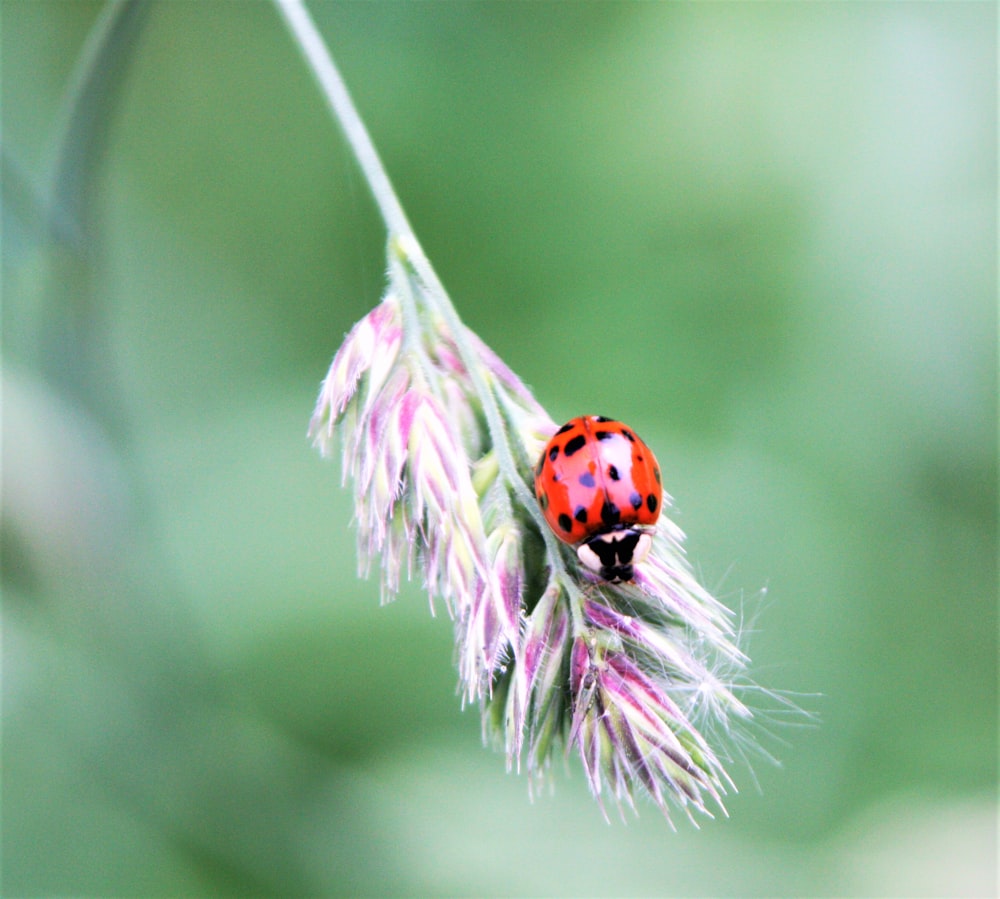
(577, 530, 654, 583)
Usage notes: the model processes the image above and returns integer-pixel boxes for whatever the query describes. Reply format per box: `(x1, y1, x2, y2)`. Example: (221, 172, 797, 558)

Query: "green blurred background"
(3, 1, 996, 896)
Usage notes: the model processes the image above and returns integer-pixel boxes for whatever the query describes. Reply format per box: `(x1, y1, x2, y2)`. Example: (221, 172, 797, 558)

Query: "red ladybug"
(534, 416, 662, 582)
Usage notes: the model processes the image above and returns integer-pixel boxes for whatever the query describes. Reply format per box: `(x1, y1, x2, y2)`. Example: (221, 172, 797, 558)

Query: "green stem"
(553, 571, 589, 639)
(275, 0, 412, 241)
(388, 252, 437, 387)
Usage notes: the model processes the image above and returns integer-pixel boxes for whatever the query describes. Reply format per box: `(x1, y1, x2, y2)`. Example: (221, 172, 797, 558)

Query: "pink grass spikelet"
(515, 581, 571, 778)
(310, 297, 402, 448)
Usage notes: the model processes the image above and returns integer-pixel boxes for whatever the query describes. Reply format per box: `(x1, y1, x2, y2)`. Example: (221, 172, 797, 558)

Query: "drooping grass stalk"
(291, 0, 774, 822)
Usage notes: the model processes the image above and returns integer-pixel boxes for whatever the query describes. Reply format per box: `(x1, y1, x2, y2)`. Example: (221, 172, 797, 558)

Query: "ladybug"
(534, 416, 662, 582)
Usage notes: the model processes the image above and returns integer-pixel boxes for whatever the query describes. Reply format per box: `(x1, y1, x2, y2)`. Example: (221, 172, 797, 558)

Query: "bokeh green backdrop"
(3, 1, 996, 896)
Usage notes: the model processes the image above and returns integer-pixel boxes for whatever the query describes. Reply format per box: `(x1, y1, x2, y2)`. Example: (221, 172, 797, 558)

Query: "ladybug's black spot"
(608, 465, 620, 481)
(548, 445, 559, 462)
(564, 434, 586, 457)
(538, 492, 549, 510)
(534, 456, 545, 477)
(594, 415, 611, 423)
(557, 513, 573, 533)
(654, 466, 661, 484)
(556, 422, 574, 435)
(621, 429, 636, 443)
(629, 491, 642, 510)
(595, 430, 613, 441)
(574, 506, 588, 524)
(601, 501, 620, 527)
(578, 471, 596, 488)
(646, 494, 658, 514)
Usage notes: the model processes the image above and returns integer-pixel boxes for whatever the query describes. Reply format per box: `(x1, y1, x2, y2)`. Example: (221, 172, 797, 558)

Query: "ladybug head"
(577, 528, 653, 583)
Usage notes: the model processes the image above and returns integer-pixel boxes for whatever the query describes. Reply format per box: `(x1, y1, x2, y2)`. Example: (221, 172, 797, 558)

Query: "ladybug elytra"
(534, 416, 662, 582)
